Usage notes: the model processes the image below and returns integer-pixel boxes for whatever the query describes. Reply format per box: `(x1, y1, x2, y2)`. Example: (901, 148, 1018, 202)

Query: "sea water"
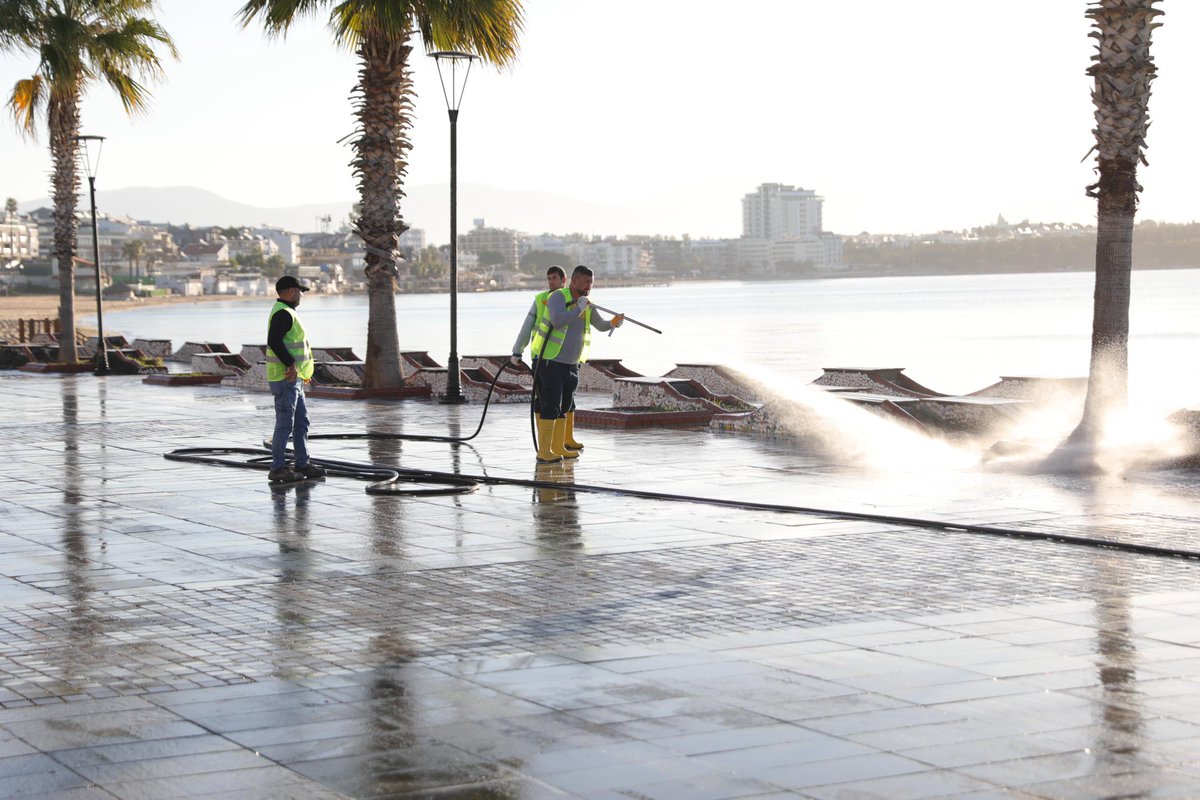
(99, 269, 1200, 410)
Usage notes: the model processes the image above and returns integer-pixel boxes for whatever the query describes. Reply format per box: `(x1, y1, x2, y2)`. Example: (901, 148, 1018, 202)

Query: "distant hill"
(845, 221, 1200, 274)
(20, 184, 654, 240)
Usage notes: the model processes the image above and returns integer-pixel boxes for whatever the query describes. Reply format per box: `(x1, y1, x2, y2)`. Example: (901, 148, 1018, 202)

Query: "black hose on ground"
(163, 445, 1200, 561)
(163, 446, 479, 496)
(164, 362, 520, 496)
(309, 361, 515, 445)
(162, 349, 1200, 561)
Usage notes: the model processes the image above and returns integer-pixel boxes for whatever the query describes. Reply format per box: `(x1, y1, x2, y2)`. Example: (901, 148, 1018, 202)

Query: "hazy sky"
(2, 0, 1198, 239)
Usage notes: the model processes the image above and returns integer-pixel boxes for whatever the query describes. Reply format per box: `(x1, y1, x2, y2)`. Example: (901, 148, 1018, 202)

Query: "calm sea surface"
(99, 269, 1200, 407)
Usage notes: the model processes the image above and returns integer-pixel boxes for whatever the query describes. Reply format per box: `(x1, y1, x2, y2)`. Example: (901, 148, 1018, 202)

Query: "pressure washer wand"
(586, 302, 663, 335)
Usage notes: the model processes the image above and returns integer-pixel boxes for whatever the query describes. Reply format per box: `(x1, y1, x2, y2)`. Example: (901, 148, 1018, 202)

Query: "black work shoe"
(295, 463, 326, 479)
(267, 466, 305, 483)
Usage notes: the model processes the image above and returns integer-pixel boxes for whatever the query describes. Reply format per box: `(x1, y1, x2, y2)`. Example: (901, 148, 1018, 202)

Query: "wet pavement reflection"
(3, 372, 1200, 798)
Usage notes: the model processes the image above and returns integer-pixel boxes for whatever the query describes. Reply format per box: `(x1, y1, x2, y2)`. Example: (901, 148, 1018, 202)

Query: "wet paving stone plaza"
(3, 371, 1200, 799)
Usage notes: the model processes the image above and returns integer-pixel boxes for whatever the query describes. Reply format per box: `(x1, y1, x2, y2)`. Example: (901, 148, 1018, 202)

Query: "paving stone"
(5, 372, 1200, 798)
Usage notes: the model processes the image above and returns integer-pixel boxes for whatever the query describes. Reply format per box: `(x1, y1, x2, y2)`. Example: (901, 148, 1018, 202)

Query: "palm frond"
(420, 0, 523, 67)
(98, 64, 151, 116)
(0, 0, 43, 49)
(326, 0, 521, 62)
(238, 0, 329, 38)
(7, 75, 46, 137)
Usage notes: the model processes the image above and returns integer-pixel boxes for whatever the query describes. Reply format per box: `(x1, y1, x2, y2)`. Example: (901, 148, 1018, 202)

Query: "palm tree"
(2, 0, 176, 363)
(122, 237, 145, 280)
(239, 0, 523, 389)
(1072, 0, 1162, 443)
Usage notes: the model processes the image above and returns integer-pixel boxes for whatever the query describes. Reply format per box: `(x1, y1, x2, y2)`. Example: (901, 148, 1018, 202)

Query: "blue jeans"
(269, 380, 310, 469)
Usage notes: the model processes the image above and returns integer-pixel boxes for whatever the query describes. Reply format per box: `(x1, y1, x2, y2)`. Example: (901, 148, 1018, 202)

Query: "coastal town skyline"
(3, 1, 1200, 238)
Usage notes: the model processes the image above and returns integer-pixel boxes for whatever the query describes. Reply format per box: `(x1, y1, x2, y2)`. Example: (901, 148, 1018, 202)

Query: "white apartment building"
(0, 214, 39, 259)
(226, 235, 280, 263)
(180, 241, 229, 264)
(398, 228, 426, 256)
(742, 183, 824, 240)
(30, 208, 55, 256)
(253, 227, 301, 264)
(565, 240, 651, 276)
(739, 182, 843, 272)
(459, 220, 519, 270)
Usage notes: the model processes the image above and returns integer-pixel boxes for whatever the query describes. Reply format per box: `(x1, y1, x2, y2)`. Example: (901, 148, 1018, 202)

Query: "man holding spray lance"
(532, 265, 623, 462)
(515, 264, 664, 462)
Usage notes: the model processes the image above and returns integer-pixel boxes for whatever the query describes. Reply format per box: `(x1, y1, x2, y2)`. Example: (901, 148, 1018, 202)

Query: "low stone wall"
(85, 334, 129, 351)
(909, 397, 1025, 434)
(407, 368, 446, 397)
(0, 343, 57, 369)
(315, 361, 365, 386)
(612, 378, 722, 414)
(578, 360, 642, 392)
(407, 367, 531, 404)
(710, 405, 784, 437)
(312, 347, 361, 363)
(402, 351, 441, 370)
(191, 353, 250, 377)
(170, 341, 230, 363)
(969, 376, 1086, 404)
(221, 362, 269, 392)
(812, 367, 941, 398)
(463, 356, 532, 388)
(132, 339, 172, 358)
(666, 364, 760, 402)
(239, 345, 267, 364)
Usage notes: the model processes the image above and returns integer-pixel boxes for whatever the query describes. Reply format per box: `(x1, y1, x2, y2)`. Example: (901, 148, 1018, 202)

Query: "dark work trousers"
(537, 359, 579, 420)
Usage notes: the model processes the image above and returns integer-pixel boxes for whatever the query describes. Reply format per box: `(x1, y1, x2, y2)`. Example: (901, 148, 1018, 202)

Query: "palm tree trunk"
(1075, 156, 1136, 439)
(49, 92, 81, 363)
(354, 31, 412, 389)
(1067, 0, 1161, 447)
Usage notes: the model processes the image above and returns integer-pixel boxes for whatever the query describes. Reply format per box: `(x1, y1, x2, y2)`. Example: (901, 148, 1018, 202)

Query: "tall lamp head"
(430, 51, 479, 112)
(73, 135, 106, 180)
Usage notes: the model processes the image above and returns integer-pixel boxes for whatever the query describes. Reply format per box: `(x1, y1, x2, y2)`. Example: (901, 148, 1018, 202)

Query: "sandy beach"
(0, 292, 263, 341)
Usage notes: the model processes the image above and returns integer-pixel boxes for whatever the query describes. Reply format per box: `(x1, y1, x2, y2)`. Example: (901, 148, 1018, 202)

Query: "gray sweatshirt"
(545, 291, 614, 365)
(511, 296, 541, 357)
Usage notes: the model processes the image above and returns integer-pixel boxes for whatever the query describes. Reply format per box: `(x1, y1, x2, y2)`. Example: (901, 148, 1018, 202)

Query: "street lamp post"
(431, 50, 478, 405)
(75, 135, 109, 375)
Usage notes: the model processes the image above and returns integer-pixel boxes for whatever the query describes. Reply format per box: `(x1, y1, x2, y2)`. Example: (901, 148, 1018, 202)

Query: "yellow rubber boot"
(564, 411, 584, 451)
(551, 417, 579, 459)
(536, 418, 562, 463)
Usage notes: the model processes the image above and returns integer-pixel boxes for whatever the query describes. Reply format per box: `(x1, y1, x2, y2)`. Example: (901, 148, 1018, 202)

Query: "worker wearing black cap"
(266, 275, 325, 483)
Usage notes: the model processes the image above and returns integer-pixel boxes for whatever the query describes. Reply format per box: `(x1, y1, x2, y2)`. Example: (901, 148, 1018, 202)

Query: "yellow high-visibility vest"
(529, 289, 553, 356)
(539, 287, 592, 363)
(265, 301, 313, 382)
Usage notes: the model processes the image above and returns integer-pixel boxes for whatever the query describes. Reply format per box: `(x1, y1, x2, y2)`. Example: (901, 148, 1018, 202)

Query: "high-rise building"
(738, 183, 842, 273)
(459, 219, 519, 270)
(742, 183, 823, 240)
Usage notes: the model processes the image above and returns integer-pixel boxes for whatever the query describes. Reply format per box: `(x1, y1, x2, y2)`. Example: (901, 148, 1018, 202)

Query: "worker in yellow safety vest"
(266, 275, 324, 483)
(511, 264, 566, 368)
(510, 265, 566, 459)
(533, 265, 624, 463)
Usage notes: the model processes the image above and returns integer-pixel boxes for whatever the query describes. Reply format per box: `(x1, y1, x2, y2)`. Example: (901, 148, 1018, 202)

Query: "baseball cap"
(276, 275, 311, 293)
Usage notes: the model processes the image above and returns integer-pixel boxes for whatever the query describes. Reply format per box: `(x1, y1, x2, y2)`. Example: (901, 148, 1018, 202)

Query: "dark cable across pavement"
(164, 362, 1200, 560)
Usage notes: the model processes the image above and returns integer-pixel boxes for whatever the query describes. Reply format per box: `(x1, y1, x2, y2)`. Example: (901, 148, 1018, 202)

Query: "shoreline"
(4, 260, 1198, 334)
(0, 291, 265, 322)
(0, 293, 264, 341)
